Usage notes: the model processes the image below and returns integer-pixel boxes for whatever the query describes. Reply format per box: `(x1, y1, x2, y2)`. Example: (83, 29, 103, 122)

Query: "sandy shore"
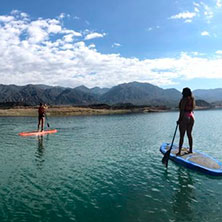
(0, 106, 165, 117)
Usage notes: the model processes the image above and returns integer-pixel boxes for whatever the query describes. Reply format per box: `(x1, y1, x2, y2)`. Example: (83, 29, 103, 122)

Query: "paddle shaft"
(169, 123, 178, 152)
(162, 123, 179, 167)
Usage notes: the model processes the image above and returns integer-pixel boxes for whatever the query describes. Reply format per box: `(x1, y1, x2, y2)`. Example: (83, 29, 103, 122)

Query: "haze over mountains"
(0, 82, 221, 107)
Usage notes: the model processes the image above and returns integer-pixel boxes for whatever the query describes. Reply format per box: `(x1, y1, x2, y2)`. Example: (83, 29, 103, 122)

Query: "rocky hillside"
(0, 82, 218, 108)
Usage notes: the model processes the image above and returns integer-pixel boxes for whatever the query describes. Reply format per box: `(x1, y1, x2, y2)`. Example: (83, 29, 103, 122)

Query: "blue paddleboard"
(160, 143, 222, 176)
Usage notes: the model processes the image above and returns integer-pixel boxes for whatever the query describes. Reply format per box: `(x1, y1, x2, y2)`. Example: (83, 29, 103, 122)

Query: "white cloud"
(59, 13, 65, 19)
(147, 27, 153, 31)
(27, 20, 49, 43)
(47, 19, 62, 33)
(194, 7, 200, 13)
(62, 29, 82, 37)
(216, 50, 222, 54)
(63, 34, 74, 42)
(169, 11, 196, 20)
(1, 11, 222, 88)
(170, 2, 216, 24)
(200, 2, 214, 22)
(185, 19, 192, 23)
(84, 32, 106, 40)
(20, 12, 28, 18)
(85, 20, 90, 25)
(193, 2, 200, 8)
(11, 10, 20, 15)
(88, 44, 96, 49)
(0, 15, 14, 22)
(112, 43, 121, 48)
(216, 0, 222, 8)
(201, 31, 210, 36)
(192, 51, 202, 56)
(146, 26, 160, 32)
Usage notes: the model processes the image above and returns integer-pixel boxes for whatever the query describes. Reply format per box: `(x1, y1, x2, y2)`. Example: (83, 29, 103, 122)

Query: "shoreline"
(0, 105, 214, 117)
(0, 105, 168, 117)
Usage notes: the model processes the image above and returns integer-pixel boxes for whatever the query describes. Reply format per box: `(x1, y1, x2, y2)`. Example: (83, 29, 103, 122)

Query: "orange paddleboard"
(19, 129, 58, 136)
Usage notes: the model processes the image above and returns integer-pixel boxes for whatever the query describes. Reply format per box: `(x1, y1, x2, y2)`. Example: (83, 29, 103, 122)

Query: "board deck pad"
(160, 143, 222, 176)
(19, 129, 57, 137)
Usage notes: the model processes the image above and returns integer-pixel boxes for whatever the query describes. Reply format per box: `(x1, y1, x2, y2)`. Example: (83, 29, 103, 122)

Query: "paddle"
(162, 123, 179, 168)
(45, 114, 50, 128)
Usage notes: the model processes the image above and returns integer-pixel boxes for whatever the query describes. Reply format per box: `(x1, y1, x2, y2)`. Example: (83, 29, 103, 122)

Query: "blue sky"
(0, 0, 222, 90)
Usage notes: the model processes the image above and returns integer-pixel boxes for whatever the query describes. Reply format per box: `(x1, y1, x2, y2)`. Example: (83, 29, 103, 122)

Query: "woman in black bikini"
(38, 103, 46, 131)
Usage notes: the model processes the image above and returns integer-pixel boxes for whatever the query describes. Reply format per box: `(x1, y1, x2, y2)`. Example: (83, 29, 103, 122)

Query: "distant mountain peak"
(75, 85, 89, 90)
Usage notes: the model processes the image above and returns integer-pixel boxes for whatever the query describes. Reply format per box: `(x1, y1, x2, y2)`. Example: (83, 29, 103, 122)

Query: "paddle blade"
(162, 149, 171, 168)
(47, 123, 50, 128)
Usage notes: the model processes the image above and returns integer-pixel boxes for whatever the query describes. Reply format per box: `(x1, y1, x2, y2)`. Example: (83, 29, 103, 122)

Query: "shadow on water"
(172, 167, 196, 221)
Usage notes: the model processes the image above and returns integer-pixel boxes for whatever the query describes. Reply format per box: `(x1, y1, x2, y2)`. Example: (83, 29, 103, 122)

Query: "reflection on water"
(173, 167, 196, 221)
(35, 135, 45, 167)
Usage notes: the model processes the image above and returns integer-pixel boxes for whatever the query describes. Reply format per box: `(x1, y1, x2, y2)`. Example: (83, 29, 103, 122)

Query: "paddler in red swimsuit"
(176, 87, 195, 156)
(38, 103, 46, 132)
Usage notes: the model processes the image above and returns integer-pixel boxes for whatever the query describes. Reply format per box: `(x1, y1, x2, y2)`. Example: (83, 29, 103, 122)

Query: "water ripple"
(1, 112, 222, 221)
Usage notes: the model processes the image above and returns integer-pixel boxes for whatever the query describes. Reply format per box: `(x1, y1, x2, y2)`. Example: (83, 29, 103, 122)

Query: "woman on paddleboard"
(38, 103, 46, 132)
(176, 87, 195, 156)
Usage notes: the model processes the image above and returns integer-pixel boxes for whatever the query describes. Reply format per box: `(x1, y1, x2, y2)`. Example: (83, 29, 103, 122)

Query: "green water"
(1, 110, 222, 222)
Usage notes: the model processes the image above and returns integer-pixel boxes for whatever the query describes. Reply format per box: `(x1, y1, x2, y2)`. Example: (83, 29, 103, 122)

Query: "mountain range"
(0, 82, 221, 107)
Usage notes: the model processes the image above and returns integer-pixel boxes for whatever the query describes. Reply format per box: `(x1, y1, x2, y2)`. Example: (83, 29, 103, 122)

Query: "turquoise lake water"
(1, 110, 222, 222)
